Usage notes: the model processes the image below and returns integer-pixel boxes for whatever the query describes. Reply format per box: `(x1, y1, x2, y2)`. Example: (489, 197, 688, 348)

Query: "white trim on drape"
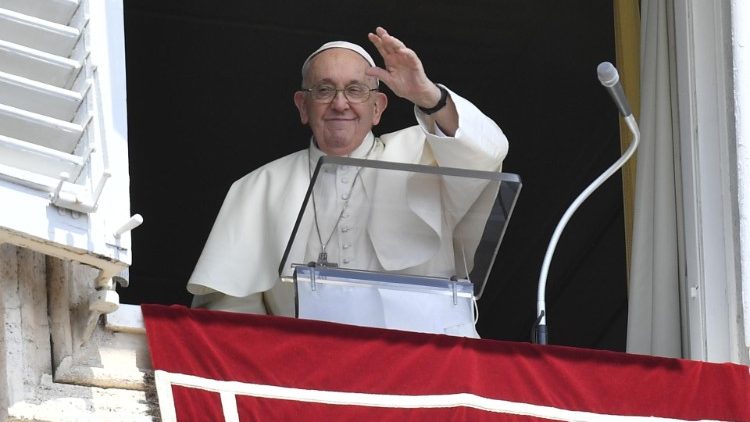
(626, 0, 683, 358)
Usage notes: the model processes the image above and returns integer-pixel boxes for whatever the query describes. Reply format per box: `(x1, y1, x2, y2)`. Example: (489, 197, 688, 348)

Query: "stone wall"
(1, 244, 157, 421)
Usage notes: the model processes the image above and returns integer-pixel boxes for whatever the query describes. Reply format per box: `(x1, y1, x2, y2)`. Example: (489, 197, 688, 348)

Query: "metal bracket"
(50, 170, 111, 214)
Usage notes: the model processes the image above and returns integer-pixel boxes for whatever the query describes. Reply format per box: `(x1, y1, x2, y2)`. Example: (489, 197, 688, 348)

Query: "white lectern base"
(294, 266, 478, 338)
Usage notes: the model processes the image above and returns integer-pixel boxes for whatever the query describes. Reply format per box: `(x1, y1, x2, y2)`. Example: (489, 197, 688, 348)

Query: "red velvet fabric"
(142, 304, 750, 421)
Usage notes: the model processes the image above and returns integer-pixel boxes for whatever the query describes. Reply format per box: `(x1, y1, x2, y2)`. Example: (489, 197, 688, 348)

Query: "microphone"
(597, 61, 632, 117)
(533, 62, 640, 345)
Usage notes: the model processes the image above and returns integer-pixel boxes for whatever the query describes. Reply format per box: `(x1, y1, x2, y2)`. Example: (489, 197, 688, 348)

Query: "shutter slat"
(0, 162, 58, 191)
(0, 134, 83, 179)
(0, 103, 83, 153)
(0, 8, 80, 57)
(0, 39, 81, 88)
(0, 0, 79, 25)
(0, 71, 82, 121)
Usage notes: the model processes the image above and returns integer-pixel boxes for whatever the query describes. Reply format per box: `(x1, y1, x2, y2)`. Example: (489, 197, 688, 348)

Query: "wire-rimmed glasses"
(302, 83, 379, 104)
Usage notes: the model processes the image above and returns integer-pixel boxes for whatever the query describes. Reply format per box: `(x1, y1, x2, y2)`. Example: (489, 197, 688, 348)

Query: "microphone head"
(597, 61, 619, 87)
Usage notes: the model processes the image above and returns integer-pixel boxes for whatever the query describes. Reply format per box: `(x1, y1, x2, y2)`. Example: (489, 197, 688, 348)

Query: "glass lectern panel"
(278, 156, 521, 336)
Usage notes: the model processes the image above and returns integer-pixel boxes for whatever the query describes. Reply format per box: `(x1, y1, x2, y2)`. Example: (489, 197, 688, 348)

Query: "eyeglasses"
(302, 83, 379, 104)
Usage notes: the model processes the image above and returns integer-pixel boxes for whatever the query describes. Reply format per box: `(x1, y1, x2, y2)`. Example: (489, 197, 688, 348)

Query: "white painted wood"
(0, 0, 134, 281)
(0, 7, 80, 56)
(0, 102, 83, 153)
(0, 161, 60, 191)
(673, 0, 740, 363)
(730, 0, 750, 362)
(0, 180, 132, 271)
(0, 70, 83, 120)
(0, 133, 84, 178)
(0, 0, 80, 25)
(0, 39, 81, 88)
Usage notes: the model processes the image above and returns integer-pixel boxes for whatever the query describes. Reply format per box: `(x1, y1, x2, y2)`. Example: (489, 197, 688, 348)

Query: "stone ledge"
(6, 374, 159, 422)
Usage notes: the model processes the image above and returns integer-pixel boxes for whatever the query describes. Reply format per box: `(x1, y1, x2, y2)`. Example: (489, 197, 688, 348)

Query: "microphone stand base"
(533, 324, 548, 345)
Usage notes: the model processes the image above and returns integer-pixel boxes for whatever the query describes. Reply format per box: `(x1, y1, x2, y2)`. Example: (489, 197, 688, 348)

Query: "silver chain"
(307, 139, 378, 264)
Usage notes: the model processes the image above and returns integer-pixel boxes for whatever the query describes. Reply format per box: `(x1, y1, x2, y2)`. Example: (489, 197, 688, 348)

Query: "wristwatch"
(418, 85, 448, 115)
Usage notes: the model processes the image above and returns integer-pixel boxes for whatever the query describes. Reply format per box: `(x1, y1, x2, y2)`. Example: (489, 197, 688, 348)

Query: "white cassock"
(187, 86, 509, 337)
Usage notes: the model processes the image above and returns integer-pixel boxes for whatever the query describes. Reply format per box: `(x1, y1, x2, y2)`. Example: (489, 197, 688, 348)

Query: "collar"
(308, 132, 375, 172)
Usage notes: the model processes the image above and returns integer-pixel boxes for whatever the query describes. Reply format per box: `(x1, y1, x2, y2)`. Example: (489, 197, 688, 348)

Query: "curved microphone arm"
(534, 66, 640, 345)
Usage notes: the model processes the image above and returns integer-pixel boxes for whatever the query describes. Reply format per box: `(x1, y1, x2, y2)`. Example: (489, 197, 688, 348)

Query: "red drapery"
(142, 304, 749, 421)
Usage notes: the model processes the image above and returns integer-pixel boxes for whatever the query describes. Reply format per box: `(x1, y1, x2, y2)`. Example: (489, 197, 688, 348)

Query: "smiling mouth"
(324, 119, 357, 127)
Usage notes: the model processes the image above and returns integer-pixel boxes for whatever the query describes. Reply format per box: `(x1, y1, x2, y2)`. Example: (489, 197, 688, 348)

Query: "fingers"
(365, 66, 390, 83)
(368, 26, 406, 56)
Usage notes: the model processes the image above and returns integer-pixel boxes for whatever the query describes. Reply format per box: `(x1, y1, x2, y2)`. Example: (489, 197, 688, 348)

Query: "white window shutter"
(0, 0, 137, 288)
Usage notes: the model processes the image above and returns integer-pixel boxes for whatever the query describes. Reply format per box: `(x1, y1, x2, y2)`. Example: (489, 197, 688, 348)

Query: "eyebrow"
(314, 78, 367, 86)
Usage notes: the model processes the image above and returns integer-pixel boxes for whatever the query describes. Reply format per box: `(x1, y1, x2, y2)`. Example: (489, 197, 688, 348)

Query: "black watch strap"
(418, 85, 448, 115)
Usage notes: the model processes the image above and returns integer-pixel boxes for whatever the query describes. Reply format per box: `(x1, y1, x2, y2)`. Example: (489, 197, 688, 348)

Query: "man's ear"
(293, 91, 309, 124)
(371, 92, 388, 126)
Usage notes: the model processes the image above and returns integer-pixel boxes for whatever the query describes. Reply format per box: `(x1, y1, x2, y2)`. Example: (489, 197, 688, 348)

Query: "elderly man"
(187, 27, 509, 323)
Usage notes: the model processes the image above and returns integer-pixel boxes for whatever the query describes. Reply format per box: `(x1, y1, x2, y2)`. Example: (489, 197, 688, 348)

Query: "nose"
(329, 90, 350, 111)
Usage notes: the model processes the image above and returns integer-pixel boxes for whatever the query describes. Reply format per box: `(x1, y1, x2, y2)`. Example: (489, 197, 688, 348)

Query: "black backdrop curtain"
(122, 1, 627, 351)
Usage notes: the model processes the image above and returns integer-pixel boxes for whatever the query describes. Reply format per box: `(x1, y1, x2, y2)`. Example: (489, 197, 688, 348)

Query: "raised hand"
(366, 27, 442, 110)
